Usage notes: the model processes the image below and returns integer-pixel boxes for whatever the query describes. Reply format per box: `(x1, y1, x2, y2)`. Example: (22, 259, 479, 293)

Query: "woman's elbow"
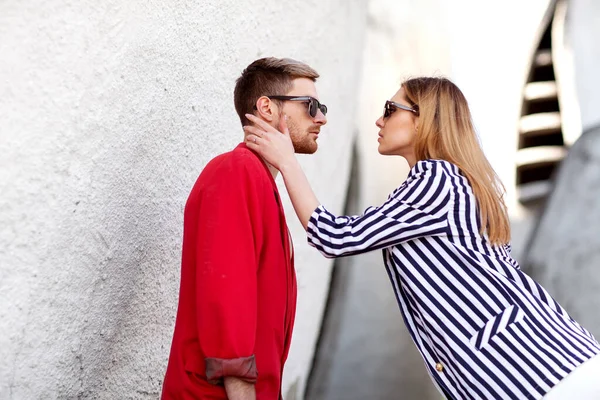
(320, 245, 354, 258)
(321, 251, 339, 259)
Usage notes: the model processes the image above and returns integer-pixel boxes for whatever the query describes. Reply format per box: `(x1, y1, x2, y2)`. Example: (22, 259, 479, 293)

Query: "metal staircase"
(516, 3, 567, 203)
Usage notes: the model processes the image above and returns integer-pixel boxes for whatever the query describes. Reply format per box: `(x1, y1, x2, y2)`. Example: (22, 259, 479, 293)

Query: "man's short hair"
(234, 57, 319, 126)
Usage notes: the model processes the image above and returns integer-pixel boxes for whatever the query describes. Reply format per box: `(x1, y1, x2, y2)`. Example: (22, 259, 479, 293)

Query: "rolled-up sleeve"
(205, 355, 258, 385)
(307, 160, 451, 257)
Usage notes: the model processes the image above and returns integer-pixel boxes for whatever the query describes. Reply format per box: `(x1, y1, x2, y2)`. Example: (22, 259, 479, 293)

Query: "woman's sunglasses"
(268, 96, 328, 118)
(383, 100, 418, 119)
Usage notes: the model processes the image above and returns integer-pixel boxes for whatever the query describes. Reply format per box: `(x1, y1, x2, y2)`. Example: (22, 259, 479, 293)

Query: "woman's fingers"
(245, 113, 281, 134)
(245, 134, 261, 146)
(243, 125, 266, 138)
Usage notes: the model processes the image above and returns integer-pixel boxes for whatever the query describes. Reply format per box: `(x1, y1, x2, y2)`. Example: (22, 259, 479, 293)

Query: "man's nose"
(314, 110, 327, 125)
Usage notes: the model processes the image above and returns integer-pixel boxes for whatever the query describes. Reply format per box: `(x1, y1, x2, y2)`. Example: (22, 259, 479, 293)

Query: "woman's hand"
(244, 113, 296, 171)
(244, 113, 319, 229)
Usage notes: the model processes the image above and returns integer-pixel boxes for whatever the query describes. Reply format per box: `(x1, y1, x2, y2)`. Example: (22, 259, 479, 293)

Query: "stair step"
(519, 112, 561, 137)
(524, 81, 558, 102)
(517, 180, 553, 203)
(516, 146, 567, 168)
(534, 49, 553, 68)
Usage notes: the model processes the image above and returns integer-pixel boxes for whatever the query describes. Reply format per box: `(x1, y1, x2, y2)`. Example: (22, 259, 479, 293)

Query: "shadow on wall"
(305, 141, 439, 400)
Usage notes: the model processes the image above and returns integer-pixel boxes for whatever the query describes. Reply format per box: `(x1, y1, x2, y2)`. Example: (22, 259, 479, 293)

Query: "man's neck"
(243, 133, 279, 179)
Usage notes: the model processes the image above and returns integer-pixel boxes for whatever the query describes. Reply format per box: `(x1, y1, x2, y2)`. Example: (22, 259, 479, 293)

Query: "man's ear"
(255, 96, 277, 122)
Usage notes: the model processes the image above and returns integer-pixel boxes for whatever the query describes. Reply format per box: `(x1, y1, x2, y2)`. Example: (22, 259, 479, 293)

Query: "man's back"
(162, 144, 297, 399)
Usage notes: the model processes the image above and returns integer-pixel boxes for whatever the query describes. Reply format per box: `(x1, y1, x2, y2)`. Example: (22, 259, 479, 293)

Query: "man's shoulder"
(230, 144, 266, 171)
(200, 144, 268, 181)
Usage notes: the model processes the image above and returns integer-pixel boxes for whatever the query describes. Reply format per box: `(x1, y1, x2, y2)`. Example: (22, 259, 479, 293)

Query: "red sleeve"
(196, 156, 263, 385)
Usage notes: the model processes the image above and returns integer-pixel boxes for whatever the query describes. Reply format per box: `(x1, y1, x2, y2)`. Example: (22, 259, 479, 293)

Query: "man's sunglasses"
(268, 96, 328, 118)
(383, 100, 418, 119)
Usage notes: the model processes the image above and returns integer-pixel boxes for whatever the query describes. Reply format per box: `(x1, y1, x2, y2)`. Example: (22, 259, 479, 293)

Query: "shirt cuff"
(205, 355, 258, 385)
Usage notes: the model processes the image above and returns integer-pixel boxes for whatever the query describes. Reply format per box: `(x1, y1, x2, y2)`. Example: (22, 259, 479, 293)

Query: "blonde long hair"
(403, 77, 510, 245)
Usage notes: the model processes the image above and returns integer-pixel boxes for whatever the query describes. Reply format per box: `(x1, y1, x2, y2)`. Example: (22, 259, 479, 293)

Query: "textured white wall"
(0, 1, 368, 398)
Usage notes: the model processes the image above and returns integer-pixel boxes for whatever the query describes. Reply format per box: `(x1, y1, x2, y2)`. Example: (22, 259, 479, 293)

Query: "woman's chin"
(377, 146, 390, 156)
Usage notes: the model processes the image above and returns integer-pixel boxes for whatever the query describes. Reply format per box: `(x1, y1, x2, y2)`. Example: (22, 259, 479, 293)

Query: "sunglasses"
(383, 100, 418, 119)
(268, 96, 328, 118)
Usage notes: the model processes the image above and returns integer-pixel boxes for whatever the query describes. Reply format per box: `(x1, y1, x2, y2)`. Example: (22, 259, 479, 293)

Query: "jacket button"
(435, 363, 444, 372)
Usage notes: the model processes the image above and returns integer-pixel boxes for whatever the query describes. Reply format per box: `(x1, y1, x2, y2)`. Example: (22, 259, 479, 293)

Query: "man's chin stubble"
(293, 141, 318, 154)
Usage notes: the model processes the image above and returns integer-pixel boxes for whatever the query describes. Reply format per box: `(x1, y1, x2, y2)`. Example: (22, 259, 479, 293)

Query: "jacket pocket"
(470, 305, 525, 350)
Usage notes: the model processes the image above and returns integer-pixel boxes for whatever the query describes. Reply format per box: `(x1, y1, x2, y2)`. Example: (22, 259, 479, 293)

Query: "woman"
(243, 77, 600, 399)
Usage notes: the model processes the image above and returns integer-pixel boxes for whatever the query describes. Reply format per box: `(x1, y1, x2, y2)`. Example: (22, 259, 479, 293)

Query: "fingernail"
(284, 115, 288, 121)
(245, 113, 253, 118)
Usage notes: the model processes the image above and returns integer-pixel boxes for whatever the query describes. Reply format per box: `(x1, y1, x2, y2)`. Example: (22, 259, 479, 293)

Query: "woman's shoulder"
(409, 159, 461, 178)
(387, 159, 456, 202)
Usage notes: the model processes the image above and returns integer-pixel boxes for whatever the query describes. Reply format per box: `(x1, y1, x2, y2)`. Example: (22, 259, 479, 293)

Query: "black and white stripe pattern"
(307, 159, 600, 400)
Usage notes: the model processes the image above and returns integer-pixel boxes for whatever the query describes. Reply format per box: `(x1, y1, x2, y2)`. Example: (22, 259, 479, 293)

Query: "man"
(162, 57, 328, 400)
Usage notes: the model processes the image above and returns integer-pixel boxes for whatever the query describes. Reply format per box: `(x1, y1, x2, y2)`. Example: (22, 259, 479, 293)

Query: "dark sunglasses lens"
(308, 100, 317, 118)
(383, 104, 392, 118)
(319, 104, 327, 116)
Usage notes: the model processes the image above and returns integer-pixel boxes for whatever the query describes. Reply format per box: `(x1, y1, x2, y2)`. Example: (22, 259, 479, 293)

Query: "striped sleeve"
(307, 160, 451, 258)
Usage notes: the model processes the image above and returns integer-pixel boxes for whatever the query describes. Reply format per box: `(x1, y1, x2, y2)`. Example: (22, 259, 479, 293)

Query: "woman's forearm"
(280, 159, 320, 230)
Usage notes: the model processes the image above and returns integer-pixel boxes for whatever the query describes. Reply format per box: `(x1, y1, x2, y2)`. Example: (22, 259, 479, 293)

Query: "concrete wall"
(523, 126, 600, 337)
(569, 0, 600, 131)
(0, 1, 368, 398)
